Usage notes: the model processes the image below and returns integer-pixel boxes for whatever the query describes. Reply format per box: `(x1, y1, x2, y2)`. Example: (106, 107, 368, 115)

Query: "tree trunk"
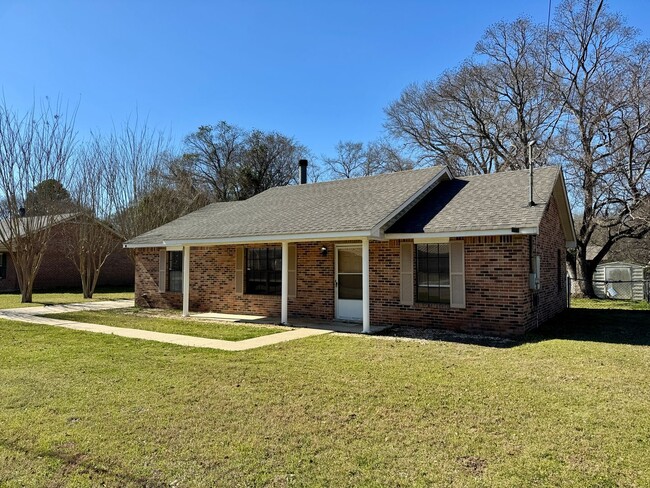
(82, 258, 93, 299)
(20, 275, 33, 303)
(575, 251, 596, 298)
(20, 288, 33, 303)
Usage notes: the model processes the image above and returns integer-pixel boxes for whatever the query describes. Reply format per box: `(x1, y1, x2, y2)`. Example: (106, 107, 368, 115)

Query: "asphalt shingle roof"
(0, 213, 78, 239)
(386, 166, 561, 234)
(125, 166, 446, 246)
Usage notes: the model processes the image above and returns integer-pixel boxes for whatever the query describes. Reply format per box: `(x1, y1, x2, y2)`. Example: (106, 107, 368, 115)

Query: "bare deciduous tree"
(66, 141, 123, 298)
(323, 141, 372, 179)
(236, 130, 308, 199)
(100, 119, 174, 251)
(385, 18, 557, 175)
(182, 122, 309, 199)
(183, 122, 244, 201)
(0, 98, 76, 302)
(548, 0, 650, 296)
(384, 0, 650, 296)
(323, 139, 415, 180)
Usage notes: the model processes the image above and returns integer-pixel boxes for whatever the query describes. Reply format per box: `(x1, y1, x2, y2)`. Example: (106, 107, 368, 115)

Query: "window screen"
(246, 247, 282, 295)
(416, 243, 450, 304)
(167, 251, 183, 292)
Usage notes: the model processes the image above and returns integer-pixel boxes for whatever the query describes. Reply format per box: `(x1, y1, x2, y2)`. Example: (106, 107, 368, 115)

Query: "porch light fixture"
(320, 246, 328, 256)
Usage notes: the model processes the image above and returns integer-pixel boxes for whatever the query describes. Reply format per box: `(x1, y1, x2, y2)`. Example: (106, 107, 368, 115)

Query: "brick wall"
(0, 222, 133, 293)
(133, 197, 567, 337)
(135, 242, 336, 319)
(369, 236, 534, 336)
(530, 196, 567, 330)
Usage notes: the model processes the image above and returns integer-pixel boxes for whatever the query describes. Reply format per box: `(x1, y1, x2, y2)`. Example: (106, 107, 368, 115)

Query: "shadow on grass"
(533, 307, 650, 347)
(379, 306, 650, 349)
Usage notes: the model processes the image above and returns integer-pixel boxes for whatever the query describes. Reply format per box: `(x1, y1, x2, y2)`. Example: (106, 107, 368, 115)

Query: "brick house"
(125, 164, 576, 337)
(0, 214, 134, 292)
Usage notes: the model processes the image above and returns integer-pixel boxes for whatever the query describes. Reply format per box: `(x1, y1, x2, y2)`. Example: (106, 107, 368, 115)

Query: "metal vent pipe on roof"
(299, 159, 308, 185)
(528, 141, 536, 207)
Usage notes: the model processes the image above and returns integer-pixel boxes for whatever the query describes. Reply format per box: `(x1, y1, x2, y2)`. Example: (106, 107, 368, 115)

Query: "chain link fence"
(568, 276, 650, 308)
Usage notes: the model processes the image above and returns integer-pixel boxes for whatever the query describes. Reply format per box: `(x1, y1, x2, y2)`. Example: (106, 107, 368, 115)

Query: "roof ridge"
(457, 165, 559, 180)
(256, 165, 443, 194)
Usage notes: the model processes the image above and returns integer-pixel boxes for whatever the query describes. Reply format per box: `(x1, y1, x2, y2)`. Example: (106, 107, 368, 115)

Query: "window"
(246, 247, 282, 295)
(167, 251, 183, 292)
(0, 253, 6, 279)
(416, 243, 450, 304)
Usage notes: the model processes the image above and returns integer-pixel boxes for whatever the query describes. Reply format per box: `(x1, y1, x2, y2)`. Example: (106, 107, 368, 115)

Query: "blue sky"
(1, 0, 648, 160)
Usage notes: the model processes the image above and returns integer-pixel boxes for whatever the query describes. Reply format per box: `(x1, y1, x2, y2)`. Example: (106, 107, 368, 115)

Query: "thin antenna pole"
(528, 141, 536, 206)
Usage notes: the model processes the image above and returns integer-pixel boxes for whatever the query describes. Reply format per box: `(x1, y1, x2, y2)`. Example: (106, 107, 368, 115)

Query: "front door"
(335, 245, 363, 321)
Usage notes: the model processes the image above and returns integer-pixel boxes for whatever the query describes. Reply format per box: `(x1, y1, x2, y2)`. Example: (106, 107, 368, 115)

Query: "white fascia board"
(557, 169, 578, 244)
(371, 167, 452, 236)
(123, 243, 158, 249)
(124, 230, 376, 248)
(385, 227, 539, 240)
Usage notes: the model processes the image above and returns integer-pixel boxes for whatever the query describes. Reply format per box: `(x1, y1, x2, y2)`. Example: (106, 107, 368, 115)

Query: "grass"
(42, 308, 285, 341)
(0, 301, 649, 486)
(571, 296, 650, 310)
(0, 287, 134, 309)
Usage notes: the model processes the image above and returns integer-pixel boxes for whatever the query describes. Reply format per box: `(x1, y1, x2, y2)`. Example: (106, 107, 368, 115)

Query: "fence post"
(566, 275, 571, 308)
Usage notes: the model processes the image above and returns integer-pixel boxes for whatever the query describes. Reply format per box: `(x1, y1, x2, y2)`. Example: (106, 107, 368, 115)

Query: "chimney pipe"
(299, 159, 308, 185)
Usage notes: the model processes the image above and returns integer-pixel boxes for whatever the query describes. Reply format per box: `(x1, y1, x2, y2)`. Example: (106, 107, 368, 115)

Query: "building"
(125, 164, 575, 337)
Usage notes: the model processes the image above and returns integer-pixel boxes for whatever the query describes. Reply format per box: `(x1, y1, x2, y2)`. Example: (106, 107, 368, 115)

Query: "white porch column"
(281, 241, 289, 324)
(182, 245, 190, 317)
(362, 237, 370, 333)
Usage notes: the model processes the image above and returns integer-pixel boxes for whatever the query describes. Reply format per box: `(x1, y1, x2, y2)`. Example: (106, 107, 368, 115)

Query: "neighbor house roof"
(0, 213, 78, 239)
(0, 213, 126, 253)
(125, 165, 576, 248)
(125, 166, 449, 247)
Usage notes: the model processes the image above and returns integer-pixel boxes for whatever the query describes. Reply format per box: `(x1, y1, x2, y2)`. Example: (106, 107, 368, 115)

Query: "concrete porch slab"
(191, 312, 393, 335)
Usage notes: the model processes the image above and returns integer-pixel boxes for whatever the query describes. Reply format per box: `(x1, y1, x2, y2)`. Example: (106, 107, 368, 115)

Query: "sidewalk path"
(0, 300, 331, 351)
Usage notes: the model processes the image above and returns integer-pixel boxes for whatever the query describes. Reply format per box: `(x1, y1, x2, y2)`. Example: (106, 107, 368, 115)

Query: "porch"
(172, 238, 374, 332)
(190, 311, 393, 335)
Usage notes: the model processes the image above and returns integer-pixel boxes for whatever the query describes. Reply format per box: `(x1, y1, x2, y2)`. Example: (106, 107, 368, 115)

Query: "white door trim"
(335, 243, 363, 321)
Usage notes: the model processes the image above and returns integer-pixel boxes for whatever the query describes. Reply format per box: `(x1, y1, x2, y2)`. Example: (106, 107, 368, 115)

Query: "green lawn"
(42, 308, 285, 341)
(0, 288, 134, 309)
(0, 302, 649, 486)
(571, 296, 650, 310)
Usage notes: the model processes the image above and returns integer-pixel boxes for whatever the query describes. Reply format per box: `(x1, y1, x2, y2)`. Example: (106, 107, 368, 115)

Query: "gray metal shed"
(593, 261, 648, 301)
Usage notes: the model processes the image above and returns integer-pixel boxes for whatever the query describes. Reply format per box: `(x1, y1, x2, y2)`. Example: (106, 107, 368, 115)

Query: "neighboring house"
(593, 261, 648, 301)
(0, 214, 134, 292)
(125, 164, 576, 337)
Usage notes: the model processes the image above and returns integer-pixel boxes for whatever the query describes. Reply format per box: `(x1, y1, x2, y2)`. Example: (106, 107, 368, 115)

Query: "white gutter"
(385, 227, 539, 240)
(124, 230, 376, 249)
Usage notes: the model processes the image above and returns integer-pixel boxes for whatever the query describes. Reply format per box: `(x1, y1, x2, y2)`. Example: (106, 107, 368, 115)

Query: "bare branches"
(0, 98, 76, 302)
(385, 0, 650, 296)
(182, 122, 309, 199)
(386, 18, 557, 175)
(323, 139, 414, 180)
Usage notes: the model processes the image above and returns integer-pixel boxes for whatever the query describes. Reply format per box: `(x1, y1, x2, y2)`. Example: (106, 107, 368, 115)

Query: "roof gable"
(387, 166, 576, 245)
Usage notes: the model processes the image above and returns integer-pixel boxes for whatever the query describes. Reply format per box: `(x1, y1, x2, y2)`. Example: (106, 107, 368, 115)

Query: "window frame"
(167, 250, 183, 293)
(415, 243, 451, 305)
(245, 247, 282, 296)
(0, 253, 6, 280)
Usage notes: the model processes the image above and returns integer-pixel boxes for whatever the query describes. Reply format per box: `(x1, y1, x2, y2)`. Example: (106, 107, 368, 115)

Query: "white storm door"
(336, 245, 363, 321)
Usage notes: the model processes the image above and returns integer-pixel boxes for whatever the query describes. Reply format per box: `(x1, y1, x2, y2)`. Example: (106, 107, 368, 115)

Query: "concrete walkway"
(0, 300, 331, 351)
